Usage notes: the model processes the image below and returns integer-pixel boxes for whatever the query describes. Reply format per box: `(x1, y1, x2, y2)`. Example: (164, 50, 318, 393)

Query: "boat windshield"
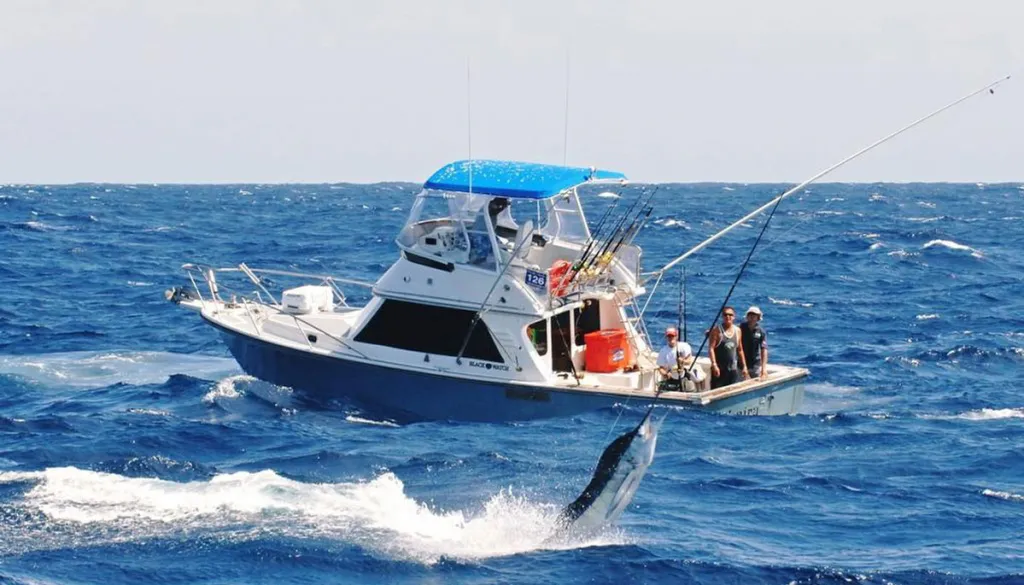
(396, 190, 503, 271)
(535, 189, 590, 244)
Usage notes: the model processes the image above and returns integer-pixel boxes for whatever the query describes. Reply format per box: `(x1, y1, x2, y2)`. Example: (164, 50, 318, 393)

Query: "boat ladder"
(617, 293, 653, 368)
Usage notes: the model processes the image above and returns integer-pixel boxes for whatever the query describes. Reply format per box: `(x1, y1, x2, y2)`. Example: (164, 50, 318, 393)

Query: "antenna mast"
(562, 49, 570, 165)
(466, 56, 473, 193)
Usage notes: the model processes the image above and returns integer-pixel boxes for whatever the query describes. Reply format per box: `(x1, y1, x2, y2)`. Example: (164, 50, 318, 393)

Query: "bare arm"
(708, 328, 720, 376)
(736, 328, 749, 379)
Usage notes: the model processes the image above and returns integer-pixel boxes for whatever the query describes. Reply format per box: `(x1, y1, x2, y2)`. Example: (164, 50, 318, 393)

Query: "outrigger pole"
(649, 74, 1011, 282)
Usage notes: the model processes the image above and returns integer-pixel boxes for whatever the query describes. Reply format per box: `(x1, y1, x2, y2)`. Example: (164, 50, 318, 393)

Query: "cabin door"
(551, 311, 574, 373)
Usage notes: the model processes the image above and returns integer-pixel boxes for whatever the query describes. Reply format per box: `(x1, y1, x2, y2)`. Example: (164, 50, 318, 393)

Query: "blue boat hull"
(214, 324, 804, 422)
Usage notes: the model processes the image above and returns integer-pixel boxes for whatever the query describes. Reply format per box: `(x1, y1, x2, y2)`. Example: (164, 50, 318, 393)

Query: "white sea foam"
(345, 415, 401, 428)
(202, 375, 252, 403)
(923, 239, 983, 258)
(861, 233, 880, 239)
(921, 408, 1024, 422)
(721, 186, 735, 192)
(887, 249, 918, 259)
(917, 201, 937, 208)
(907, 216, 941, 223)
(125, 407, 171, 416)
(958, 408, 1024, 421)
(0, 351, 240, 389)
(654, 218, 686, 228)
(202, 374, 294, 408)
(20, 220, 71, 232)
(982, 489, 1024, 502)
(916, 314, 939, 321)
(0, 467, 623, 563)
(768, 297, 814, 308)
(868, 242, 884, 251)
(597, 191, 620, 198)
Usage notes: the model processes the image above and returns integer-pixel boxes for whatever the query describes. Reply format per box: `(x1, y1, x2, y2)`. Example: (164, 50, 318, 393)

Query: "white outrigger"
(169, 160, 806, 422)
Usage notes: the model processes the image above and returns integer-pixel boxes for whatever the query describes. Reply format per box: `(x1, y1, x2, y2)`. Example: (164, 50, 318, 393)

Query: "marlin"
(556, 410, 660, 534)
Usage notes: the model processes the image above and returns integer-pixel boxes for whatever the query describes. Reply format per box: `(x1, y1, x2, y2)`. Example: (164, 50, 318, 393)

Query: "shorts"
(711, 368, 741, 389)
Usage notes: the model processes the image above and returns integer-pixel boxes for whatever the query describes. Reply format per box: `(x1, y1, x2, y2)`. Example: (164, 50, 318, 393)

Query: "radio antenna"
(466, 56, 474, 194)
(562, 49, 571, 165)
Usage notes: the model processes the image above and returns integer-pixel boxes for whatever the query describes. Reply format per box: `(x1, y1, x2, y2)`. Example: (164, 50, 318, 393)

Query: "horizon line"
(3, 179, 1023, 187)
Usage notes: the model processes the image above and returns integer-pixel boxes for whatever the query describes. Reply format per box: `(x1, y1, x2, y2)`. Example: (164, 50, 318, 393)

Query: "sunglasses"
(723, 313, 735, 317)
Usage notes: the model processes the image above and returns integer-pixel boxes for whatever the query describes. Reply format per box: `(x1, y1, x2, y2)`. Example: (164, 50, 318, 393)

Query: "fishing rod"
(609, 204, 654, 258)
(680, 266, 687, 343)
(573, 195, 621, 272)
(574, 187, 658, 284)
(581, 205, 652, 286)
(577, 187, 646, 272)
(673, 186, 787, 391)
(649, 74, 1012, 283)
(641, 73, 1012, 406)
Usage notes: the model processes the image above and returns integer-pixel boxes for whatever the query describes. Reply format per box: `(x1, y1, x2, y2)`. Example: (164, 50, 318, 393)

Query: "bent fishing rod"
(642, 74, 1011, 303)
(641, 73, 1010, 411)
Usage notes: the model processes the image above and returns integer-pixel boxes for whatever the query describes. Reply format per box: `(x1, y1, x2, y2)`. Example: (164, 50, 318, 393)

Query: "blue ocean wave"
(1, 183, 1022, 583)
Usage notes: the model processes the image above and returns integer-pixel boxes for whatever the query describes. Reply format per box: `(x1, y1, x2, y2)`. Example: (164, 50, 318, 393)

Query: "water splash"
(0, 467, 625, 563)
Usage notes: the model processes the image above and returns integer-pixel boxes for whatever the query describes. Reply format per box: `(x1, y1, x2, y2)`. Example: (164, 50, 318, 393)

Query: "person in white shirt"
(656, 327, 703, 391)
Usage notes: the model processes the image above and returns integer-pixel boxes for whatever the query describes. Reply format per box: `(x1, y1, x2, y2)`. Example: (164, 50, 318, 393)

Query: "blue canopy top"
(424, 160, 627, 200)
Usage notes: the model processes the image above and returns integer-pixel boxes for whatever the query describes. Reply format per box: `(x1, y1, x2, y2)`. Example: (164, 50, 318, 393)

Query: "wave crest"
(0, 466, 623, 563)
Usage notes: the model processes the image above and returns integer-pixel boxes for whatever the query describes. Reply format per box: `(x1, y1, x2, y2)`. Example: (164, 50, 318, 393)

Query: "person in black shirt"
(739, 306, 768, 380)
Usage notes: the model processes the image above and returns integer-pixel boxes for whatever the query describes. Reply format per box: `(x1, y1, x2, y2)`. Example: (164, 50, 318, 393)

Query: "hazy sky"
(1, 1, 1021, 183)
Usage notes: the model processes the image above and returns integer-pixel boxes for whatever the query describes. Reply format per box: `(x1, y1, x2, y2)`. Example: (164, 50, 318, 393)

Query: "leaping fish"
(556, 410, 660, 534)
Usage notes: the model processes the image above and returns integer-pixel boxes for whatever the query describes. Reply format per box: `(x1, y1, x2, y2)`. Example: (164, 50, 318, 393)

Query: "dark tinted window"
(354, 300, 504, 363)
(574, 299, 602, 345)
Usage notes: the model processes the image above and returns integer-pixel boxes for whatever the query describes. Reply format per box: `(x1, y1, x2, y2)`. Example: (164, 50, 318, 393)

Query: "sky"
(0, 1, 1021, 184)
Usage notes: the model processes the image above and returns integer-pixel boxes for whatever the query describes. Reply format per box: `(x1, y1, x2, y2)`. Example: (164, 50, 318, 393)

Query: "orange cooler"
(584, 329, 632, 373)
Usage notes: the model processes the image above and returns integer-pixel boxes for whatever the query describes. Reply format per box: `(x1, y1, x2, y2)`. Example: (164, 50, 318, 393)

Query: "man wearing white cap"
(656, 327, 702, 391)
(740, 306, 768, 380)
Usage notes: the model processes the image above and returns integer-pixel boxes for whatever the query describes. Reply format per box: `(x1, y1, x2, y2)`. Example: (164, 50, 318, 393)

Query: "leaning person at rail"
(740, 306, 768, 381)
(708, 307, 749, 388)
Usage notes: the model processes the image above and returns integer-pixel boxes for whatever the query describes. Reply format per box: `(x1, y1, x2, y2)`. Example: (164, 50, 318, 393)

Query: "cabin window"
(574, 299, 601, 345)
(527, 318, 548, 356)
(354, 300, 504, 363)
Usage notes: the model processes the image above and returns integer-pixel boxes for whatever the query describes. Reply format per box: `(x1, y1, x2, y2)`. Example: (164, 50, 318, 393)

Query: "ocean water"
(0, 181, 1022, 584)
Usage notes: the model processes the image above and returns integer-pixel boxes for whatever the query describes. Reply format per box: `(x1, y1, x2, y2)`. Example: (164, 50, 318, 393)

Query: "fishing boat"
(167, 159, 807, 422)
